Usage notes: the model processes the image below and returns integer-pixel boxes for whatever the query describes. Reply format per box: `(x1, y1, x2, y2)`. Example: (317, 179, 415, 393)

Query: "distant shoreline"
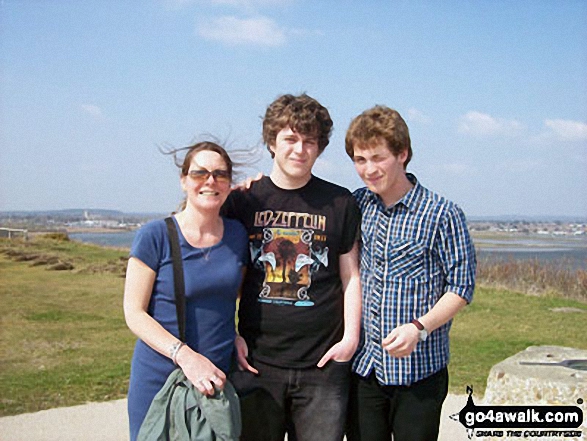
(24, 227, 587, 242)
(26, 227, 138, 236)
(66, 227, 137, 234)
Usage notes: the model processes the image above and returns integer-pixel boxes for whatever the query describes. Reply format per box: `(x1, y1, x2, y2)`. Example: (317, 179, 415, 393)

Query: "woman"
(123, 141, 248, 441)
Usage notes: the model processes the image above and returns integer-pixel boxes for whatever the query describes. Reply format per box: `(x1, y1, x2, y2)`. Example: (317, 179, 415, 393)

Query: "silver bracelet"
(169, 341, 186, 365)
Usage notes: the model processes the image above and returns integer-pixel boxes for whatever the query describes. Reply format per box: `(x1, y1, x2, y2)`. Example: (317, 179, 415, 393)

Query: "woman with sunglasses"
(123, 141, 249, 441)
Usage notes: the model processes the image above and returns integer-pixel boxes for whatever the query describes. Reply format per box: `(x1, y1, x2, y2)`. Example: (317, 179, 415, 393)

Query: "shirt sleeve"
(221, 190, 245, 222)
(129, 220, 165, 272)
(436, 205, 476, 303)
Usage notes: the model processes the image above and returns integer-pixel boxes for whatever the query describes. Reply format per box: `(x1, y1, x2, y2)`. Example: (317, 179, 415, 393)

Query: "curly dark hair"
(345, 105, 412, 169)
(262, 94, 333, 157)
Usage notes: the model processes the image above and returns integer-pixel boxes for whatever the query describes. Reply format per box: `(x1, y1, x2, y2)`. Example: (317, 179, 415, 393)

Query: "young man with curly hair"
(223, 94, 362, 441)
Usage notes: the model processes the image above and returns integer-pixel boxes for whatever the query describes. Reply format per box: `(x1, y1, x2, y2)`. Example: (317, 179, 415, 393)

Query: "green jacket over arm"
(137, 369, 241, 441)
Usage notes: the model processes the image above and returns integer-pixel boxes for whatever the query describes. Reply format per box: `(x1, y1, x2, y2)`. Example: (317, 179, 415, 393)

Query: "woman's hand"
(175, 345, 226, 396)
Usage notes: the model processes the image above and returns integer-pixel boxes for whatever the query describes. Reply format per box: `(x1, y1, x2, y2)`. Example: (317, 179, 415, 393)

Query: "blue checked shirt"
(352, 174, 476, 386)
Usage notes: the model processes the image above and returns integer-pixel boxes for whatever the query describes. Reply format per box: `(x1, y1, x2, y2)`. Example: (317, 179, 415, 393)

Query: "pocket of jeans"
(320, 361, 351, 392)
(228, 370, 259, 397)
(326, 360, 352, 378)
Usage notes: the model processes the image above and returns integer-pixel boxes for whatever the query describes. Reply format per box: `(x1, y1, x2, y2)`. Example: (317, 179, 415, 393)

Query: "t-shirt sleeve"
(339, 193, 362, 255)
(221, 190, 245, 221)
(129, 220, 165, 272)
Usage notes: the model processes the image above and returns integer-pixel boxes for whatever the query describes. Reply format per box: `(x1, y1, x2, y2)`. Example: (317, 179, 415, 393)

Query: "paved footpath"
(0, 394, 469, 441)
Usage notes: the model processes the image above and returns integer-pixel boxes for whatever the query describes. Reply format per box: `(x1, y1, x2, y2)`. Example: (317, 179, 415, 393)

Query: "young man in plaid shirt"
(345, 105, 476, 441)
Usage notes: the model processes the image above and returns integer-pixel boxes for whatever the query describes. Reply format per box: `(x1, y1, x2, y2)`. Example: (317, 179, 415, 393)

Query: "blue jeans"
(230, 359, 351, 441)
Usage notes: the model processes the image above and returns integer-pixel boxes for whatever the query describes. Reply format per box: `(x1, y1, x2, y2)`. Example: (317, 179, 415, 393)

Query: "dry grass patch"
(477, 257, 587, 302)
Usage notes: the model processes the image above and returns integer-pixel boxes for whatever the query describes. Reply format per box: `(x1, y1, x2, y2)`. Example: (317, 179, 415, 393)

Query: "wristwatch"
(411, 319, 428, 342)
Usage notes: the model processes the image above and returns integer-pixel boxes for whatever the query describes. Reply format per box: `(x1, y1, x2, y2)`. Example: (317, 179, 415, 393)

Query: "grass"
(0, 235, 586, 415)
(0, 236, 134, 416)
(449, 285, 587, 397)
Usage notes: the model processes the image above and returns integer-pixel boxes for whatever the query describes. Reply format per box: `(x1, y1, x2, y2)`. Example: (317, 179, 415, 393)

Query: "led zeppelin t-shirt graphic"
(250, 210, 329, 307)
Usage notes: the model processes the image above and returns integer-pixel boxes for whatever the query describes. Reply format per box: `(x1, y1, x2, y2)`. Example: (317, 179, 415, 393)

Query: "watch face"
(419, 330, 428, 342)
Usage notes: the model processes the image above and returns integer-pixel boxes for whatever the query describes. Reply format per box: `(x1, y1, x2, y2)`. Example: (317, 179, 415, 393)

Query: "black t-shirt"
(222, 176, 361, 368)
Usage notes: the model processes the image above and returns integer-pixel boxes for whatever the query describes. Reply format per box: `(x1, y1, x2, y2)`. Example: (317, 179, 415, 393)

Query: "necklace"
(174, 213, 222, 261)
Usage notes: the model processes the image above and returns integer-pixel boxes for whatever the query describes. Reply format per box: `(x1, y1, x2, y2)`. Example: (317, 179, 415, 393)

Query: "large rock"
(481, 346, 586, 440)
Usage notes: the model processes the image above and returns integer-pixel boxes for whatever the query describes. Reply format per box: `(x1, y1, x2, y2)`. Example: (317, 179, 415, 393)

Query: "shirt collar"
(400, 173, 422, 212)
(366, 173, 422, 213)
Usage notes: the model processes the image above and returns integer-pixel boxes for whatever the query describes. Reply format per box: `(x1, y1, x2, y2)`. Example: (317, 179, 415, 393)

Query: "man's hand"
(235, 335, 259, 374)
(232, 172, 263, 192)
(317, 337, 358, 368)
(381, 323, 419, 358)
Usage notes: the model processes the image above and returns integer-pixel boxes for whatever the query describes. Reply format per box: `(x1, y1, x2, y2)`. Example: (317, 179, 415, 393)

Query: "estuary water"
(69, 231, 137, 248)
(474, 236, 587, 270)
(69, 231, 587, 270)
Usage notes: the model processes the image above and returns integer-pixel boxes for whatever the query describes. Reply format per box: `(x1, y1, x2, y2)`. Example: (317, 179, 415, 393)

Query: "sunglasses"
(187, 169, 231, 183)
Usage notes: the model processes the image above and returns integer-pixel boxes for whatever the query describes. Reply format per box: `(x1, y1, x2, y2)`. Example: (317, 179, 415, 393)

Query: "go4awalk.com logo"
(450, 386, 584, 439)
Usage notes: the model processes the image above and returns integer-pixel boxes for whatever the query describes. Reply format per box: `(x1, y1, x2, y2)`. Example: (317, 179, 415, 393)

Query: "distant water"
(475, 236, 587, 270)
(69, 231, 137, 249)
(70, 231, 587, 270)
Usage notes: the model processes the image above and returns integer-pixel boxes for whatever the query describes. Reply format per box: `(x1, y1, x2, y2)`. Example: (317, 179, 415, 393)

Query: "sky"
(1, 0, 586, 218)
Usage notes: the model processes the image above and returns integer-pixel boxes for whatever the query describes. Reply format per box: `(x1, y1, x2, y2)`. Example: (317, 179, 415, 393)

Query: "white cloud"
(80, 104, 103, 119)
(407, 108, 431, 124)
(544, 119, 587, 142)
(458, 111, 524, 137)
(197, 15, 286, 46)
